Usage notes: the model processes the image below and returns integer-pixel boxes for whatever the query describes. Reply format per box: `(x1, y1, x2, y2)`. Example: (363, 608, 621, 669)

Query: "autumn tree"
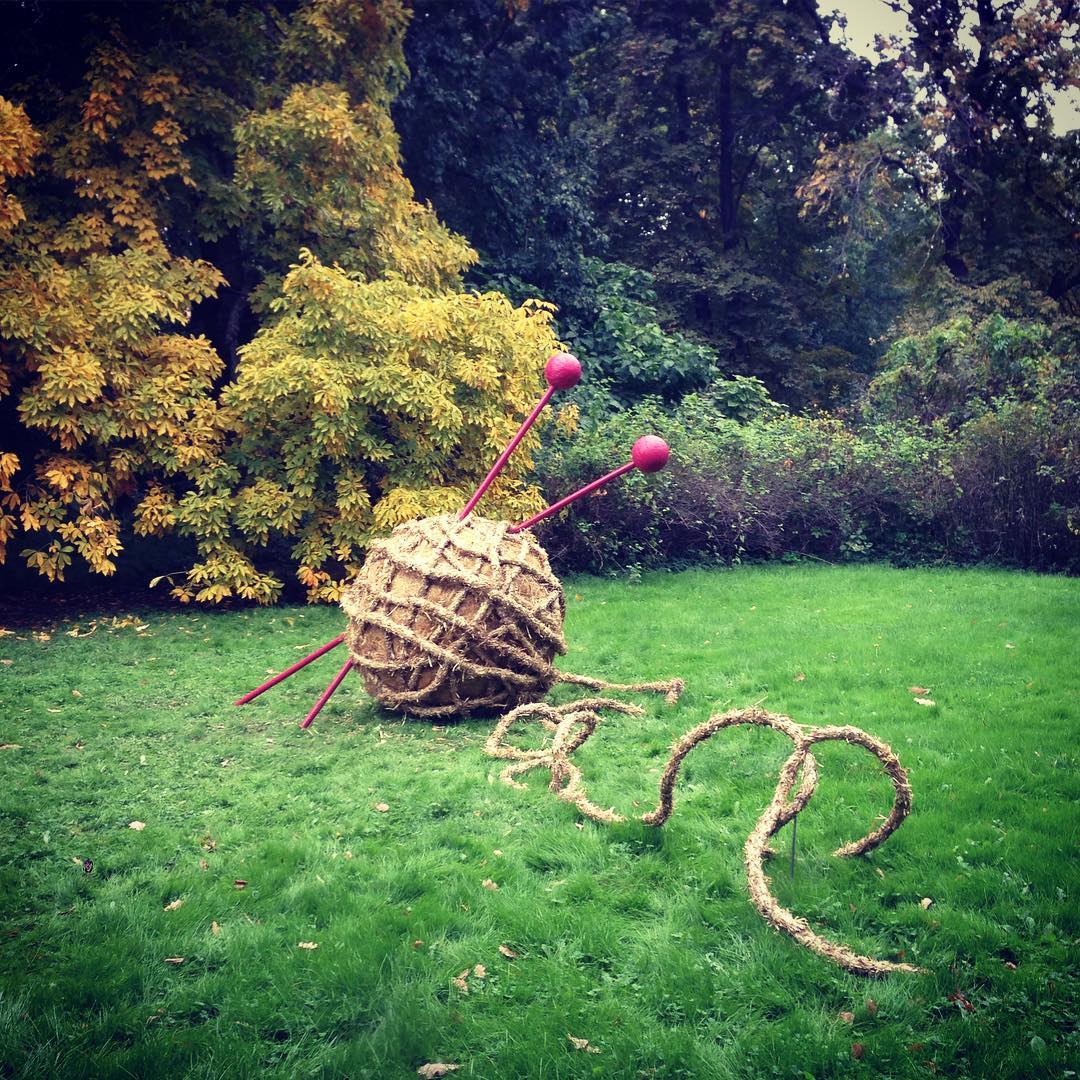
(0, 0, 559, 602)
(801, 0, 1080, 312)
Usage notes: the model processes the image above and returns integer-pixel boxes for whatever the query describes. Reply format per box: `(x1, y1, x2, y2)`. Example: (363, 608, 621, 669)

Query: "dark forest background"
(2, 0, 1078, 603)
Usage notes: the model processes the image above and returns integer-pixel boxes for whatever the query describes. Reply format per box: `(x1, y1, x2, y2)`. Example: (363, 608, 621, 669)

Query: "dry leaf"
(211, 921, 221, 936)
(498, 944, 518, 959)
(793, 672, 806, 682)
(839, 1011, 855, 1023)
(914, 697, 936, 706)
(234, 879, 247, 890)
(481, 879, 499, 891)
(297, 941, 318, 950)
(452, 970, 469, 993)
(1005, 642, 1016, 649)
(568, 1034, 600, 1054)
(128, 821, 146, 831)
(472, 964, 486, 979)
(417, 1065, 459, 1078)
(163, 957, 185, 965)
(71, 689, 82, 698)
(412, 939, 424, 949)
(875, 867, 885, 879)
(0, 744, 21, 751)
(908, 686, 931, 695)
(851, 1043, 864, 1060)
(492, 849, 503, 857)
(163, 898, 184, 912)
(919, 897, 933, 910)
(866, 999, 878, 1017)
(199, 858, 208, 871)
(1003, 960, 1017, 970)
(374, 802, 390, 813)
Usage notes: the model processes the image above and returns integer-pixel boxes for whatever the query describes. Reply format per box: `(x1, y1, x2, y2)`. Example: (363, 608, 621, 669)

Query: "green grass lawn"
(1, 564, 1077, 1079)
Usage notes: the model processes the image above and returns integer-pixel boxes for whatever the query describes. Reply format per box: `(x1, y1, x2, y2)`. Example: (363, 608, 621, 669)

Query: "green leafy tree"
(575, 0, 901, 402)
(802, 0, 1080, 311)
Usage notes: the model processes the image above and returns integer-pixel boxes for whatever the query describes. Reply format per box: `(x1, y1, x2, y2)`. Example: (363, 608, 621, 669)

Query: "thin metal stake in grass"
(790, 814, 798, 881)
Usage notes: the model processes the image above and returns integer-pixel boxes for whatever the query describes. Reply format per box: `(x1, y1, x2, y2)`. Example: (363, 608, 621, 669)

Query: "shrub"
(536, 328, 1079, 575)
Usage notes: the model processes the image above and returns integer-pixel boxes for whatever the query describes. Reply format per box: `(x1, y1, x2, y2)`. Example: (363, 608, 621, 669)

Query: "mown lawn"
(1, 564, 1077, 1079)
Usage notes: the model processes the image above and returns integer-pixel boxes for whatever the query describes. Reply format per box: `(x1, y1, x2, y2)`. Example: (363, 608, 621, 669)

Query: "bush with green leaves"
(537, 318, 1079, 574)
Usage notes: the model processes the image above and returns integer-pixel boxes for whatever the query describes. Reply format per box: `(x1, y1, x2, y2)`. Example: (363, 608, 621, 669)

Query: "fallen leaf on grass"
(0, 744, 21, 751)
(199, 858, 208, 872)
(452, 969, 469, 993)
(234, 880, 247, 890)
(919, 897, 933, 910)
(163, 898, 184, 912)
(163, 957, 185, 965)
(128, 821, 146, 831)
(492, 849, 503, 857)
(481, 879, 499, 891)
(866, 999, 878, 1017)
(297, 941, 318, 950)
(211, 921, 221, 936)
(412, 940, 424, 949)
(472, 964, 486, 979)
(417, 1065, 459, 1078)
(913, 697, 936, 706)
(793, 672, 806, 682)
(498, 945, 518, 959)
(568, 1034, 600, 1054)
(1005, 642, 1016, 649)
(71, 689, 82, 698)
(374, 803, 390, 813)
(839, 1011, 855, 1023)
(947, 990, 975, 1013)
(1003, 960, 1017, 970)
(908, 686, 931, 695)
(851, 1043, 864, 1060)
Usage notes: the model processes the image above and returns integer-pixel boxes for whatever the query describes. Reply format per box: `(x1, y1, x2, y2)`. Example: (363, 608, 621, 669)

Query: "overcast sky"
(826, 0, 1080, 132)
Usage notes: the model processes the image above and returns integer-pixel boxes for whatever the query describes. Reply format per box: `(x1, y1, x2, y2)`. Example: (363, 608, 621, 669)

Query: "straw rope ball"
(340, 514, 567, 718)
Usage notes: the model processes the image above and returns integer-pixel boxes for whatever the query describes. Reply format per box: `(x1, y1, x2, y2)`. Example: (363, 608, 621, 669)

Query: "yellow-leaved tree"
(1, 0, 560, 602)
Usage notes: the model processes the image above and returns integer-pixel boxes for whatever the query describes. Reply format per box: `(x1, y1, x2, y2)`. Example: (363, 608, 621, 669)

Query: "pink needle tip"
(458, 352, 582, 520)
(509, 435, 670, 533)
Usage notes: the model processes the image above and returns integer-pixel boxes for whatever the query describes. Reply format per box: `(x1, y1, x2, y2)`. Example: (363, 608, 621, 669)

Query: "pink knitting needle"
(458, 352, 581, 520)
(299, 657, 354, 729)
(508, 435, 669, 533)
(234, 633, 345, 706)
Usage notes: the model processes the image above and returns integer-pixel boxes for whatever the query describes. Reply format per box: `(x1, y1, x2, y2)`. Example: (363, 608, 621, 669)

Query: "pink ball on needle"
(632, 435, 670, 473)
(545, 352, 582, 390)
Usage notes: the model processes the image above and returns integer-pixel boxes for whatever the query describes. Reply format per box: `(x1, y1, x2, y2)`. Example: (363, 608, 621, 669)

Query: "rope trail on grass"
(485, 699, 922, 977)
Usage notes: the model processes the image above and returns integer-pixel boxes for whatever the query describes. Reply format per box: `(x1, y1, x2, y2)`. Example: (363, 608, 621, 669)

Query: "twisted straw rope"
(486, 700, 922, 977)
(343, 515, 686, 718)
(342, 515, 567, 717)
